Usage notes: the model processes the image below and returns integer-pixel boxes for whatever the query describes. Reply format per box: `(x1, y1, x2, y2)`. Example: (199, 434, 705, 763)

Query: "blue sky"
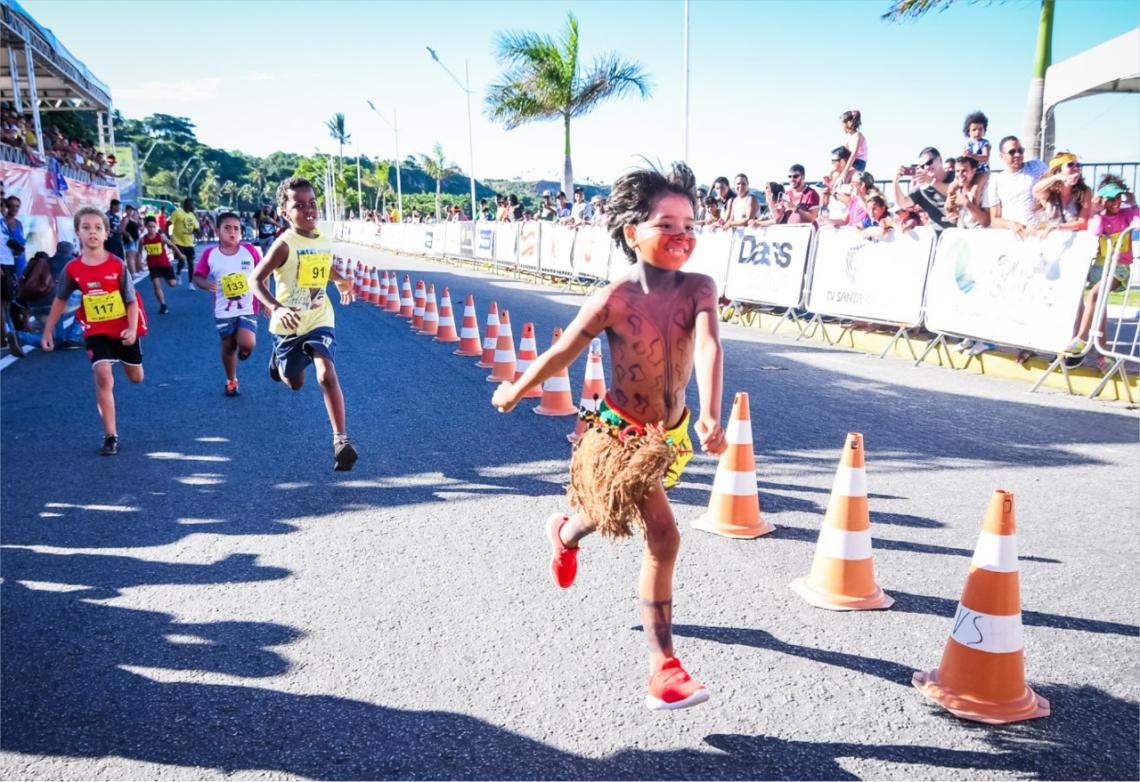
(25, 0, 1140, 186)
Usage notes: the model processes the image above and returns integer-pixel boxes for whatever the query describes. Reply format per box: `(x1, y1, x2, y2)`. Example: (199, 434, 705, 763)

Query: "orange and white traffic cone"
(912, 490, 1050, 724)
(454, 294, 482, 357)
(385, 272, 401, 312)
(513, 322, 542, 398)
(535, 328, 578, 416)
(352, 262, 363, 299)
(692, 392, 774, 538)
(411, 280, 426, 330)
(568, 338, 607, 443)
(789, 432, 889, 607)
(476, 301, 499, 369)
(434, 287, 461, 343)
(398, 275, 414, 318)
(418, 284, 439, 336)
(486, 310, 516, 383)
(370, 269, 383, 306)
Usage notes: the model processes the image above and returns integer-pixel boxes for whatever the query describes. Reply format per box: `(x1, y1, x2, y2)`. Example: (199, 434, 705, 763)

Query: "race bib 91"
(220, 272, 249, 298)
(298, 252, 331, 289)
(83, 291, 126, 322)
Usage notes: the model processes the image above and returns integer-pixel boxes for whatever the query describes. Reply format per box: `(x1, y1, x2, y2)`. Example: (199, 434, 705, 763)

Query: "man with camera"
(892, 147, 955, 231)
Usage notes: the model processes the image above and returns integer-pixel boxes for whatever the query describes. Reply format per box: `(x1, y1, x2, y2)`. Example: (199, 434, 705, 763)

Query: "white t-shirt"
(987, 159, 1047, 226)
(193, 243, 260, 318)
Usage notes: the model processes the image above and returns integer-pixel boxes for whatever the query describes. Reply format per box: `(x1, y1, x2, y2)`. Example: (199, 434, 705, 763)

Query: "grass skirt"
(566, 416, 676, 539)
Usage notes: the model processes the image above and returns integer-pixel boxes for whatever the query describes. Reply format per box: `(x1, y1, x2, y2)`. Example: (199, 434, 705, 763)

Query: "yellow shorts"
(597, 396, 693, 489)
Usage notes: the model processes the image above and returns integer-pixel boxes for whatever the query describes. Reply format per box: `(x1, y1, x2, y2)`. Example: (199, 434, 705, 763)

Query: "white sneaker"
(967, 342, 995, 356)
(955, 338, 974, 353)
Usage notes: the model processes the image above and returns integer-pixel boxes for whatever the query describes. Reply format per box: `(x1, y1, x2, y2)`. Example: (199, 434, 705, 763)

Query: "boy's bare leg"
(236, 328, 255, 361)
(559, 514, 595, 548)
(123, 364, 144, 384)
(221, 335, 237, 380)
(313, 356, 346, 433)
(93, 363, 117, 435)
(1075, 282, 1102, 343)
(151, 278, 166, 308)
(636, 483, 680, 672)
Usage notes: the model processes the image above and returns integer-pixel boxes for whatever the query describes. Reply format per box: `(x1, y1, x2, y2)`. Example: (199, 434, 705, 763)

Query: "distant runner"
(140, 216, 186, 314)
(169, 198, 200, 285)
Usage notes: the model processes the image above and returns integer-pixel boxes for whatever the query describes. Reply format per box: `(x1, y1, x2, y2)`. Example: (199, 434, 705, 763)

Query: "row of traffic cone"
(344, 260, 593, 429)
(696, 392, 1048, 725)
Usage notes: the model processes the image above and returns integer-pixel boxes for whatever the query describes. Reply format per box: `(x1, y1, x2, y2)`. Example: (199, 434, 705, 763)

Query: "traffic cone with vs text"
(692, 392, 774, 538)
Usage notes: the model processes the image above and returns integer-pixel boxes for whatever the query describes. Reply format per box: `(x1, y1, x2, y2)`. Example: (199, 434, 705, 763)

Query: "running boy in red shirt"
(192, 211, 260, 397)
(41, 206, 146, 456)
(492, 162, 727, 710)
(140, 214, 186, 314)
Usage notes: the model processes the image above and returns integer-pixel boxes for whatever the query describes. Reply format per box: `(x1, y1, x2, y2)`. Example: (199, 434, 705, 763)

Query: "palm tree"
(325, 113, 351, 176)
(419, 143, 458, 221)
(221, 180, 236, 207)
(485, 11, 651, 198)
(882, 0, 1055, 159)
(237, 183, 254, 210)
(370, 160, 393, 212)
(249, 166, 267, 202)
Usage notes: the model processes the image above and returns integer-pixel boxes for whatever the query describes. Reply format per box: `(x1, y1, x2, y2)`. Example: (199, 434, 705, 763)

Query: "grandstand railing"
(0, 143, 116, 187)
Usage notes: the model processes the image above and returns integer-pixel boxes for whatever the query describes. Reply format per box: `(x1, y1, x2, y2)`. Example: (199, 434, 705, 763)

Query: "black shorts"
(149, 265, 176, 281)
(0, 265, 15, 300)
(175, 245, 195, 267)
(272, 327, 335, 379)
(86, 334, 143, 366)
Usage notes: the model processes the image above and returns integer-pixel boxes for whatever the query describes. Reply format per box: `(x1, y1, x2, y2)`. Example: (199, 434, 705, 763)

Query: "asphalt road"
(2, 243, 1137, 780)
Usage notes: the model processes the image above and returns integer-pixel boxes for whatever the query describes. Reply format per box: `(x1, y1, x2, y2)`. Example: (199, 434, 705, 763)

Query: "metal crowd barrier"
(333, 219, 1134, 400)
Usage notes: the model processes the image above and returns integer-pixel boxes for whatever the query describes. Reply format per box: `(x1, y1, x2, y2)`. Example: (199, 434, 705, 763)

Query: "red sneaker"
(646, 657, 709, 711)
(546, 513, 578, 588)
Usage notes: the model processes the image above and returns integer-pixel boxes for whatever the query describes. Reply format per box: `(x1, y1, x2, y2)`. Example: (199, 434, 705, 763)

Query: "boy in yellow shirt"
(251, 177, 358, 470)
(169, 197, 200, 284)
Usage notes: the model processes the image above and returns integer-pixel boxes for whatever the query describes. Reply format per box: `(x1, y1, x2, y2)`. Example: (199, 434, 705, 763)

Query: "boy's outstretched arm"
(491, 288, 614, 413)
(251, 240, 302, 331)
(693, 278, 726, 455)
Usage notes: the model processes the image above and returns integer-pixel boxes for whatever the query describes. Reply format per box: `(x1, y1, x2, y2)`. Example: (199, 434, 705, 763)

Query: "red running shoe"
(546, 513, 578, 588)
(646, 657, 709, 711)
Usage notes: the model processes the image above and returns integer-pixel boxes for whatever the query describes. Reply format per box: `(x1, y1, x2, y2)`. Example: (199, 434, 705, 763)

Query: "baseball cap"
(542, 189, 551, 197)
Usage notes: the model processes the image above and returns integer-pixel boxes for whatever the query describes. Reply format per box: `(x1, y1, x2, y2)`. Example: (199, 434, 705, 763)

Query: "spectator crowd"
(2, 102, 119, 180)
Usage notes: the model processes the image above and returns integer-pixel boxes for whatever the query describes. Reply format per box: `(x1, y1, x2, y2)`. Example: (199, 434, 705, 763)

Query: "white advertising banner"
(380, 223, 403, 251)
(572, 225, 614, 281)
(807, 226, 936, 325)
(724, 225, 813, 308)
(924, 228, 1096, 352)
(402, 224, 427, 254)
(684, 227, 733, 296)
(475, 222, 495, 260)
(443, 221, 462, 256)
(517, 221, 541, 271)
(494, 222, 517, 266)
(541, 223, 576, 277)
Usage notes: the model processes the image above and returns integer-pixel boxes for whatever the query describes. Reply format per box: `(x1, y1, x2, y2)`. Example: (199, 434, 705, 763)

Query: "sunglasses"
(1064, 162, 1081, 171)
(919, 159, 936, 169)
(788, 173, 803, 179)
(1005, 147, 1026, 155)
(830, 158, 841, 163)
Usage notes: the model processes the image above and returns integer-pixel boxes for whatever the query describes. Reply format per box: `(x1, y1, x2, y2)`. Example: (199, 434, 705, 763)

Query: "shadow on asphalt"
(3, 574, 1134, 779)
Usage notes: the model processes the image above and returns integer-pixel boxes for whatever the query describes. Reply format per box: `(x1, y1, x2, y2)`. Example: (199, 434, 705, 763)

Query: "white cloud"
(115, 77, 221, 102)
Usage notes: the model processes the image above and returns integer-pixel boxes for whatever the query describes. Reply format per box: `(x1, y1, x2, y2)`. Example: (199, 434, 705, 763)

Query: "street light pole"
(188, 165, 208, 193)
(427, 47, 477, 219)
(367, 100, 403, 221)
(176, 155, 198, 196)
(356, 153, 363, 220)
(683, 0, 690, 163)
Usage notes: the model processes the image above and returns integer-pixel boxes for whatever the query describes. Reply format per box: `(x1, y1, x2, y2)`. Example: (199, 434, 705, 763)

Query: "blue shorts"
(272, 327, 335, 380)
(215, 315, 257, 338)
(852, 159, 867, 172)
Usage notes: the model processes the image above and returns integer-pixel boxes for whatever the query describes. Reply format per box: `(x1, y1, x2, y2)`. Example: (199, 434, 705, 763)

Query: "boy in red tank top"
(41, 207, 146, 456)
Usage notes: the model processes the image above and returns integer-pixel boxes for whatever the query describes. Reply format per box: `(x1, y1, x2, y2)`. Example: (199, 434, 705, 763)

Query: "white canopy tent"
(1040, 28, 1140, 158)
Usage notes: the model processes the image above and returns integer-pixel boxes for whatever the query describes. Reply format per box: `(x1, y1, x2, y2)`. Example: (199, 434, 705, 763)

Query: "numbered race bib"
(145, 243, 164, 256)
(298, 252, 331, 289)
(220, 272, 250, 298)
(83, 291, 126, 323)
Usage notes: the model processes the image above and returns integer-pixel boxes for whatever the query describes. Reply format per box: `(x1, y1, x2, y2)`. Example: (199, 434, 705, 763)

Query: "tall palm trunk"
(435, 179, 442, 221)
(1021, 0, 1055, 160)
(561, 114, 573, 198)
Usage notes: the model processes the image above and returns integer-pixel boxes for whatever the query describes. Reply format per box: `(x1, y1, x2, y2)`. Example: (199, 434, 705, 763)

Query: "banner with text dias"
(518, 221, 541, 270)
(724, 225, 813, 308)
(924, 228, 1096, 352)
(683, 227, 733, 296)
(475, 222, 495, 260)
(494, 222, 517, 266)
(571, 225, 613, 281)
(541, 223, 576, 277)
(1, 161, 118, 258)
(807, 226, 936, 325)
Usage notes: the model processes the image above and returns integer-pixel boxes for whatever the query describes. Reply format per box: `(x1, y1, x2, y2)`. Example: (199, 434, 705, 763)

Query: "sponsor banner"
(1, 161, 118, 258)
(475, 222, 495, 260)
(426, 224, 444, 255)
(807, 226, 936, 325)
(459, 222, 475, 258)
(683, 226, 733, 296)
(518, 221, 541, 270)
(443, 221, 461, 256)
(402, 224, 427, 254)
(925, 227, 1096, 352)
(724, 225, 813, 308)
(379, 222, 403, 251)
(541, 223, 576, 277)
(494, 222, 517, 265)
(113, 144, 141, 205)
(571, 225, 613, 281)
